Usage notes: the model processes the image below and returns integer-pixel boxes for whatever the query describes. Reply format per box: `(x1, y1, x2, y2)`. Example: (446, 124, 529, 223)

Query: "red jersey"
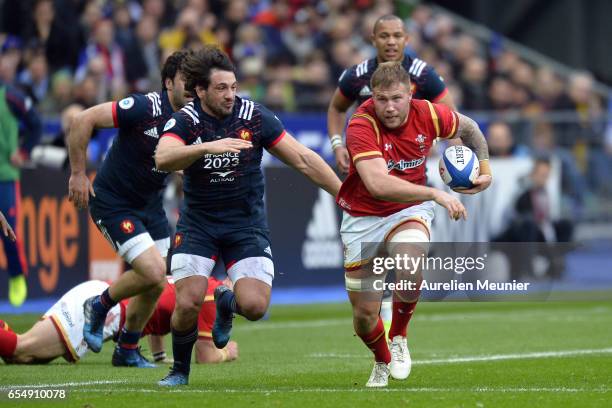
(336, 98, 458, 217)
(119, 276, 223, 341)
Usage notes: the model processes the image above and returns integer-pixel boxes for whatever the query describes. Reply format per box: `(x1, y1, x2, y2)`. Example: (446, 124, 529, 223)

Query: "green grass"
(1, 300, 612, 407)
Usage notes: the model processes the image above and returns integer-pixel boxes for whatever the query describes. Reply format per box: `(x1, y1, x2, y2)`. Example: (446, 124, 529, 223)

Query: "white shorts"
(171, 254, 274, 286)
(340, 202, 435, 271)
(43, 280, 122, 362)
(119, 235, 170, 264)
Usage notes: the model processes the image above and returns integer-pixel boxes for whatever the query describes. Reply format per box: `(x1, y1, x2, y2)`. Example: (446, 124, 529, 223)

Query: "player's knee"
(175, 292, 203, 318)
(138, 259, 166, 288)
(352, 304, 379, 329)
(238, 299, 268, 321)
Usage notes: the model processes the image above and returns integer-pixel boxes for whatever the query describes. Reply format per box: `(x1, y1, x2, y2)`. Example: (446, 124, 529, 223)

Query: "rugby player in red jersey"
(336, 62, 491, 387)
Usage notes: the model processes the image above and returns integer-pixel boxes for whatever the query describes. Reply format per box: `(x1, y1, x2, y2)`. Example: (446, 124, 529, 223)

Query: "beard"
(203, 95, 234, 118)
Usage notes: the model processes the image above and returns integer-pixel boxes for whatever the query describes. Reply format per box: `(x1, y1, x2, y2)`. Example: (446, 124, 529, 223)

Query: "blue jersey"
(162, 97, 285, 227)
(94, 91, 174, 207)
(338, 56, 447, 105)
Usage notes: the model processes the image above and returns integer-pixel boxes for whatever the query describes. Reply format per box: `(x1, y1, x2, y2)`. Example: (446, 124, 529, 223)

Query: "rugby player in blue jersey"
(67, 50, 212, 368)
(154, 46, 342, 386)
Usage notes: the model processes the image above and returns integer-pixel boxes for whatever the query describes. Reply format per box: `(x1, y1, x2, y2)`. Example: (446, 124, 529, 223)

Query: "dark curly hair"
(161, 49, 191, 91)
(181, 46, 235, 94)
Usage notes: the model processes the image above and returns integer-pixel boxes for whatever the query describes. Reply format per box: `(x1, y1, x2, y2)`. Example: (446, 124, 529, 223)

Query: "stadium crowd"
(0, 0, 610, 208)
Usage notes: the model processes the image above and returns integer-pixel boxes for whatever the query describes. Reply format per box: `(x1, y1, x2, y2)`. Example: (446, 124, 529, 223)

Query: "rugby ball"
(439, 145, 479, 189)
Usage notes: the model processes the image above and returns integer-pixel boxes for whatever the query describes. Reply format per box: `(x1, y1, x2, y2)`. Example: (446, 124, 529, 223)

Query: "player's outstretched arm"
(67, 102, 115, 209)
(355, 158, 467, 220)
(155, 136, 252, 172)
(195, 340, 238, 364)
(327, 89, 354, 175)
(0, 211, 16, 242)
(451, 113, 492, 194)
(268, 132, 342, 197)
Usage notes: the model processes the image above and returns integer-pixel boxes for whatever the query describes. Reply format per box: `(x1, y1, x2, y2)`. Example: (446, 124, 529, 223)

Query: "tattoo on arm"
(455, 114, 489, 161)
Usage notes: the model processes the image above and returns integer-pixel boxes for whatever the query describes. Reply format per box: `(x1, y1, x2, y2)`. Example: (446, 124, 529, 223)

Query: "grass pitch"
(1, 300, 611, 407)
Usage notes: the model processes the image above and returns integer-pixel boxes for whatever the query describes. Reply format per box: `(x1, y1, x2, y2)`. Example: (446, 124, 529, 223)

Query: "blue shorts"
(170, 210, 274, 286)
(89, 190, 170, 264)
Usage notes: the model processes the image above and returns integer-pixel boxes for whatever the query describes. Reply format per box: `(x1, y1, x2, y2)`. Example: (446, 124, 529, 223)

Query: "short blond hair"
(370, 61, 411, 90)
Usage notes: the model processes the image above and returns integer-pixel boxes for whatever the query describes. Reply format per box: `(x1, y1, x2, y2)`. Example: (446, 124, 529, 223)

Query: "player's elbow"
(364, 181, 387, 201)
(154, 150, 173, 172)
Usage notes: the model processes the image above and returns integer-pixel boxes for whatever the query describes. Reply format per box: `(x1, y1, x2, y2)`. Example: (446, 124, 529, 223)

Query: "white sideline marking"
(308, 347, 612, 363)
(69, 387, 611, 394)
(0, 380, 126, 390)
(235, 306, 611, 331)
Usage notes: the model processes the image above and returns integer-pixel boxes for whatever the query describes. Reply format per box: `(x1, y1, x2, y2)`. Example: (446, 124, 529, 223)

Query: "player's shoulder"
(117, 91, 162, 117)
(237, 97, 281, 124)
(344, 57, 376, 80)
(404, 56, 430, 79)
(175, 100, 200, 125)
(351, 99, 376, 121)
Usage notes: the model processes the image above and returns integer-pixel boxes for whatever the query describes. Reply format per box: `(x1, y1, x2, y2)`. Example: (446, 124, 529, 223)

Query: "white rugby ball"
(438, 145, 479, 189)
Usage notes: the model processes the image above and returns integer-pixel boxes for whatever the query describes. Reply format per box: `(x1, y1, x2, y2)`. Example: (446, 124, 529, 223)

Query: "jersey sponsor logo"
(385, 143, 393, 151)
(192, 136, 202, 145)
(264, 246, 272, 257)
(211, 170, 235, 178)
(359, 85, 371, 97)
(120, 219, 135, 234)
(145, 127, 159, 138)
(119, 97, 135, 110)
(387, 157, 426, 172)
(238, 129, 252, 141)
(163, 118, 176, 131)
(301, 189, 343, 269)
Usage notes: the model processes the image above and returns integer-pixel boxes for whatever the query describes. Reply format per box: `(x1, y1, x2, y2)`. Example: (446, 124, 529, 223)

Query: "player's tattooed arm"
(67, 102, 114, 208)
(452, 113, 492, 194)
(454, 114, 489, 162)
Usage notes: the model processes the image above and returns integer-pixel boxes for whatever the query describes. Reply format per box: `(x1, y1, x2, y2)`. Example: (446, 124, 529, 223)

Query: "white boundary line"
(0, 380, 126, 390)
(67, 387, 611, 394)
(308, 347, 612, 363)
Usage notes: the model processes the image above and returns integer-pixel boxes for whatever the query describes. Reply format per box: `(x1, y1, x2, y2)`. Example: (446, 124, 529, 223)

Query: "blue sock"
(118, 328, 141, 350)
(92, 289, 116, 316)
(218, 289, 238, 317)
(171, 326, 198, 375)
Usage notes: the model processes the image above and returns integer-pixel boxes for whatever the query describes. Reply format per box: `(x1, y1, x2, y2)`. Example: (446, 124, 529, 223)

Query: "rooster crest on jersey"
(439, 145, 480, 189)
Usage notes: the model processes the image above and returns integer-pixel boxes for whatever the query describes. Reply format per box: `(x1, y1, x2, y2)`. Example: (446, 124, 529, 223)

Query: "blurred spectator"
(487, 121, 530, 157)
(123, 15, 161, 92)
(24, 0, 80, 72)
(75, 19, 126, 100)
(460, 57, 489, 110)
(0, 36, 23, 83)
(17, 48, 50, 104)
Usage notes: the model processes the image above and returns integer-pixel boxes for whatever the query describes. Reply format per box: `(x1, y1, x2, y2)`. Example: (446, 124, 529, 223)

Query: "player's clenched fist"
(334, 146, 350, 175)
(433, 190, 467, 221)
(203, 138, 252, 155)
(68, 172, 95, 209)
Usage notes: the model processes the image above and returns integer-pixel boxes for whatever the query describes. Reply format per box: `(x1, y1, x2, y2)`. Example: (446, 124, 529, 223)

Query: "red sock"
(388, 299, 418, 339)
(358, 317, 391, 363)
(0, 329, 17, 357)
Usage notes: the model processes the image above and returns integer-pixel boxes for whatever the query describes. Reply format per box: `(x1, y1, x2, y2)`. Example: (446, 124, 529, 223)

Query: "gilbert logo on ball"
(439, 145, 480, 189)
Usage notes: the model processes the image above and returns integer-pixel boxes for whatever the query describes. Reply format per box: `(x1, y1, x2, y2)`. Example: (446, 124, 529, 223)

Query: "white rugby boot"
(365, 362, 390, 388)
(389, 335, 411, 380)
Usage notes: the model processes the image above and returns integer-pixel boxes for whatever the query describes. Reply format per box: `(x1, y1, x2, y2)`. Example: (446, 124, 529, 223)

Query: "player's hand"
(10, 151, 25, 168)
(225, 341, 239, 361)
(453, 175, 492, 195)
(68, 172, 95, 209)
(334, 146, 350, 175)
(0, 211, 16, 242)
(204, 138, 252, 155)
(433, 190, 467, 221)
